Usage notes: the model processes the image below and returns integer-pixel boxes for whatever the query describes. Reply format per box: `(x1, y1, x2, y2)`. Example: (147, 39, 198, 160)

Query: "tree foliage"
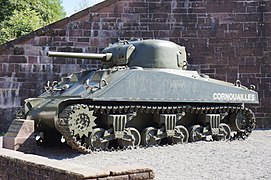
(0, 0, 66, 44)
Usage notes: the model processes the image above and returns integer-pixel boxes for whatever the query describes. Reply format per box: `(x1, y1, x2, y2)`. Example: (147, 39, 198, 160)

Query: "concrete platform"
(0, 148, 154, 180)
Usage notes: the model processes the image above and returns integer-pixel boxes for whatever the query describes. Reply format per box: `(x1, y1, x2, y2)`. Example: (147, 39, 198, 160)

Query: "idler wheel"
(118, 127, 141, 148)
(168, 125, 189, 144)
(189, 125, 204, 142)
(234, 112, 249, 132)
(141, 127, 161, 146)
(230, 108, 255, 139)
(87, 128, 109, 150)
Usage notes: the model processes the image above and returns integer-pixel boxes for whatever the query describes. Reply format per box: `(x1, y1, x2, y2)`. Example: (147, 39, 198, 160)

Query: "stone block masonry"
(0, 0, 270, 132)
(0, 148, 154, 180)
(3, 119, 36, 153)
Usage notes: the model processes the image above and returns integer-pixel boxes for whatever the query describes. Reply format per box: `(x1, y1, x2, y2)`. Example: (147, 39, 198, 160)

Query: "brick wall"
(0, 0, 270, 132)
(0, 148, 154, 180)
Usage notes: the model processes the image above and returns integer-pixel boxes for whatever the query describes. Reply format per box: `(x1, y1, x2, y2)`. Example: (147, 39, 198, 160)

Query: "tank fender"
(55, 98, 93, 117)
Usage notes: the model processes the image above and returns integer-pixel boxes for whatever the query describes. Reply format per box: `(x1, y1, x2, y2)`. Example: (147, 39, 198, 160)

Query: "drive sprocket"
(68, 104, 96, 138)
(56, 104, 96, 153)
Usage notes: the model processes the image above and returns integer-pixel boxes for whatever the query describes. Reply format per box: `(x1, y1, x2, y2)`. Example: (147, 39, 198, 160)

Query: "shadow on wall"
(0, 108, 19, 133)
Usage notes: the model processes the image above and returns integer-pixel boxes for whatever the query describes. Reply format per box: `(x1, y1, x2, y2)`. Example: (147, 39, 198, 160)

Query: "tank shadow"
(33, 143, 81, 160)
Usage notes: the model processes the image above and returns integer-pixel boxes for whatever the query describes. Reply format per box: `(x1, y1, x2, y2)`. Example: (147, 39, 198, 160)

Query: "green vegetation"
(0, 0, 66, 44)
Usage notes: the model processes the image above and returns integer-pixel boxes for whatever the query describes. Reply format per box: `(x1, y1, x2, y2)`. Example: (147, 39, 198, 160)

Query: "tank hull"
(24, 68, 258, 136)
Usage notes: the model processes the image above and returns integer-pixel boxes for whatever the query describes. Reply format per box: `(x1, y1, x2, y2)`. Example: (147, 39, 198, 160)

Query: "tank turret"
(48, 39, 188, 69)
(14, 39, 258, 153)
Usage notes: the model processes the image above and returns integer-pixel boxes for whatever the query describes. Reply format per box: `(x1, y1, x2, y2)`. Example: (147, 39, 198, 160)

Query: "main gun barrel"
(47, 51, 112, 61)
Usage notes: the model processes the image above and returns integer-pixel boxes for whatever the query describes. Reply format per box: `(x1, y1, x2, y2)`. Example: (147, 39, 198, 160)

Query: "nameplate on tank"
(213, 93, 256, 102)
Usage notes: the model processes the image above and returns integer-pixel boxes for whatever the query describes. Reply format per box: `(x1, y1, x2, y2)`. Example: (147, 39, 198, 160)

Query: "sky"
(61, 0, 104, 17)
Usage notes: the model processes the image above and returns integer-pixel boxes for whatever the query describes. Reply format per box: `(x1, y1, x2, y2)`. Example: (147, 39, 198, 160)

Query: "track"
(56, 103, 256, 153)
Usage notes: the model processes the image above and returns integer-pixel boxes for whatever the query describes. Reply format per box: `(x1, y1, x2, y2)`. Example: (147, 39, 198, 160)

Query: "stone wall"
(0, 148, 154, 180)
(0, 0, 270, 132)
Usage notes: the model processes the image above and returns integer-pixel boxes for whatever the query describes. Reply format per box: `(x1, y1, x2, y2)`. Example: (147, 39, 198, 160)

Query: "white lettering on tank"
(213, 93, 256, 102)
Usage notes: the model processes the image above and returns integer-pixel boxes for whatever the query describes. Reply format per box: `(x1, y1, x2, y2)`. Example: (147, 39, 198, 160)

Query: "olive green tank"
(17, 39, 259, 152)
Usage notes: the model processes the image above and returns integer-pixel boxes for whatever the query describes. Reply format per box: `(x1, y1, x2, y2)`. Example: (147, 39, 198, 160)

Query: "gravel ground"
(36, 130, 271, 180)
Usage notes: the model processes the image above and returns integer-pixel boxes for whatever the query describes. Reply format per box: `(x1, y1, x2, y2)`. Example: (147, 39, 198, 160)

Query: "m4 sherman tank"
(18, 39, 259, 153)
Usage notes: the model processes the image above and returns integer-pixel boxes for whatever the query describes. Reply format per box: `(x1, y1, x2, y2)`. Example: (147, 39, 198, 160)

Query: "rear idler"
(230, 108, 256, 140)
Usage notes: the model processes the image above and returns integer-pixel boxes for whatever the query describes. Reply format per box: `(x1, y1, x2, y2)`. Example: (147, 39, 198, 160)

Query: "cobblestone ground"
(36, 130, 271, 180)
